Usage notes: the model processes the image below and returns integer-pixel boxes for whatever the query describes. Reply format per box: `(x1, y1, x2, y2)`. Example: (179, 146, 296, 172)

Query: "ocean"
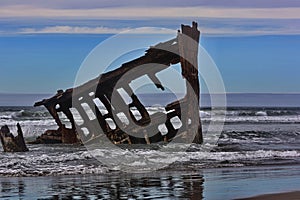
(0, 93, 300, 199)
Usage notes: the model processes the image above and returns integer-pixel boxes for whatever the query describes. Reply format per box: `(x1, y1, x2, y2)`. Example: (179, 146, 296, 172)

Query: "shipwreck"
(0, 124, 29, 152)
(32, 22, 202, 146)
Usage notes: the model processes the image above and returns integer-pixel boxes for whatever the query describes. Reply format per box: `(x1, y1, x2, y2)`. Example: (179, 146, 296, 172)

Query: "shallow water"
(0, 105, 300, 176)
(1, 94, 300, 198)
(1, 165, 300, 199)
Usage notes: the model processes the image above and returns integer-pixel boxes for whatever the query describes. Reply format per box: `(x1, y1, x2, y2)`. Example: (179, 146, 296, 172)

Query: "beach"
(0, 93, 300, 199)
(1, 0, 300, 199)
(239, 191, 300, 200)
(1, 165, 300, 199)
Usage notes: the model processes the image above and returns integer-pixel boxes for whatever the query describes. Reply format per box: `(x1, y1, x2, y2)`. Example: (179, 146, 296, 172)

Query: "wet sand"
(1, 165, 300, 199)
(238, 191, 300, 200)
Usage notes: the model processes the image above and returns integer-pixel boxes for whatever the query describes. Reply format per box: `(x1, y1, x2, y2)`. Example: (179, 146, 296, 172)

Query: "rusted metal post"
(178, 22, 202, 144)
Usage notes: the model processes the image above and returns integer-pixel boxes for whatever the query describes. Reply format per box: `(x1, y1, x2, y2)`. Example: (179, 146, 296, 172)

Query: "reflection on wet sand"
(0, 172, 204, 199)
(1, 166, 300, 199)
(1, 179, 25, 199)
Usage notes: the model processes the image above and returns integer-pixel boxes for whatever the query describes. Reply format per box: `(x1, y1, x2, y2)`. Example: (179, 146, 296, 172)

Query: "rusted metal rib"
(33, 22, 202, 145)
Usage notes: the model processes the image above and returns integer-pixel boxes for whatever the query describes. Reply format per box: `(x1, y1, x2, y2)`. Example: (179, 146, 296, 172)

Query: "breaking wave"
(11, 109, 52, 120)
(0, 106, 300, 177)
(0, 144, 299, 177)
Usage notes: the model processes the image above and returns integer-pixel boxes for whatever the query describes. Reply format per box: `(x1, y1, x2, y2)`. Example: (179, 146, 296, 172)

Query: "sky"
(0, 0, 300, 94)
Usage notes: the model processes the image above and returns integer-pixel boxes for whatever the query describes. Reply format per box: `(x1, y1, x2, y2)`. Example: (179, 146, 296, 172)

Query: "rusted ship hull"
(33, 22, 202, 145)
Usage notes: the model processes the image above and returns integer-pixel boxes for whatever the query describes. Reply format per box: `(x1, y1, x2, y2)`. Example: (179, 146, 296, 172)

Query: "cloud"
(19, 26, 174, 34)
(21, 26, 129, 34)
(12, 24, 300, 36)
(202, 27, 300, 36)
(1, 0, 299, 9)
(1, 6, 300, 20)
(1, 5, 300, 36)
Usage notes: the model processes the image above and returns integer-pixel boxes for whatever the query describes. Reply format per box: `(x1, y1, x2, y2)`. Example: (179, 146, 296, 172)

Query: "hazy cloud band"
(1, 6, 300, 19)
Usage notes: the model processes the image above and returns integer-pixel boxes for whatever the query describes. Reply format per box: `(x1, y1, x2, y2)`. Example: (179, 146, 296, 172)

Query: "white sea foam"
(0, 106, 299, 176)
(255, 111, 267, 116)
(0, 143, 299, 177)
(187, 150, 300, 161)
(200, 111, 210, 118)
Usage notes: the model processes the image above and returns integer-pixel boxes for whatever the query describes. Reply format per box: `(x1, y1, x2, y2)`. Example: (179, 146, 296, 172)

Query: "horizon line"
(2, 92, 300, 95)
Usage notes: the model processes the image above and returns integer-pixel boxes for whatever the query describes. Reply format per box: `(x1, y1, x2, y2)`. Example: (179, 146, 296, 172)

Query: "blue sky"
(0, 1, 299, 94)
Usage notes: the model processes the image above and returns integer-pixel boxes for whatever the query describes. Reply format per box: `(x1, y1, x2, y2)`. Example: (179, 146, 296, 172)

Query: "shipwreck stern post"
(178, 21, 203, 144)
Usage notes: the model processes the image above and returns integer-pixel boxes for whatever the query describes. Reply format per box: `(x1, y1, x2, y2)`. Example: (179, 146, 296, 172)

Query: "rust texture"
(33, 22, 202, 145)
(0, 123, 29, 152)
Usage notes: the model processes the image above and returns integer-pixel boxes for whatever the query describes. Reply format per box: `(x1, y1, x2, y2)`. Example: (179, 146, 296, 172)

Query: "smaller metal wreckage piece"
(32, 22, 203, 145)
(0, 123, 29, 152)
